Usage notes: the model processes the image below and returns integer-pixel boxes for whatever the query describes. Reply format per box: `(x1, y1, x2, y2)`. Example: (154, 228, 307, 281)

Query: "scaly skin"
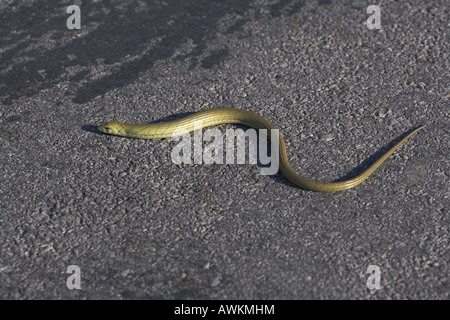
(98, 108, 425, 192)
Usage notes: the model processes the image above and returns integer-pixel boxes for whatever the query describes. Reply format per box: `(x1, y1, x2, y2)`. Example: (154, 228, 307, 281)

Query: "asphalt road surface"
(0, 0, 448, 299)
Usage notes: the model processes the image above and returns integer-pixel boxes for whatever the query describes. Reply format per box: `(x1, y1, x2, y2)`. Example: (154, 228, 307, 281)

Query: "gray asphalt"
(0, 0, 448, 299)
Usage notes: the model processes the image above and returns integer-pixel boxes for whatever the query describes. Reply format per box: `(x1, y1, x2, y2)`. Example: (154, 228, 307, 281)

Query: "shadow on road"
(0, 0, 307, 105)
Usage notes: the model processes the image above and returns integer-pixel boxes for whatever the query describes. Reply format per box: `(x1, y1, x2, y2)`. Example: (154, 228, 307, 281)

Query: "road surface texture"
(0, 0, 448, 299)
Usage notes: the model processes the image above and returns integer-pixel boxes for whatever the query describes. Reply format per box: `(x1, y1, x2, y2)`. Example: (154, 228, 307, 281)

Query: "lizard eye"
(99, 124, 114, 134)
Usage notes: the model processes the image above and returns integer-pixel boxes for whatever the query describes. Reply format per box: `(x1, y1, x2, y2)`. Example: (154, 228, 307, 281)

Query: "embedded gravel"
(0, 0, 448, 299)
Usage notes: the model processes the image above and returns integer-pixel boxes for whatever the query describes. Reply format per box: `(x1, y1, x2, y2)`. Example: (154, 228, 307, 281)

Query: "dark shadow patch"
(201, 49, 229, 69)
(81, 124, 103, 135)
(0, 0, 254, 105)
(0, 0, 307, 105)
(332, 126, 424, 182)
(226, 19, 248, 34)
(5, 115, 22, 123)
(318, 0, 332, 6)
(270, 0, 305, 17)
